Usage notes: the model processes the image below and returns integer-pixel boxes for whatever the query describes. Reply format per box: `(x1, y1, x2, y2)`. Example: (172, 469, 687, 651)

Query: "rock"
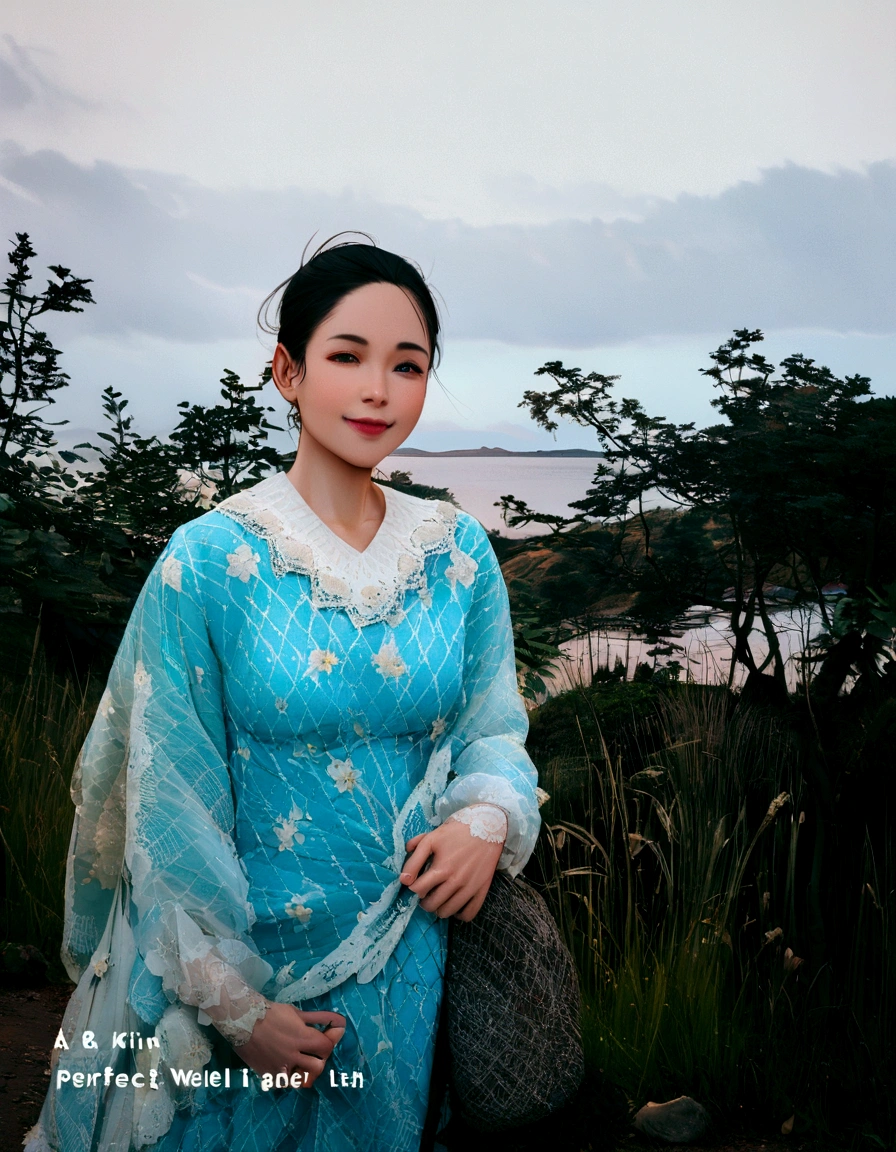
(632, 1096, 710, 1144)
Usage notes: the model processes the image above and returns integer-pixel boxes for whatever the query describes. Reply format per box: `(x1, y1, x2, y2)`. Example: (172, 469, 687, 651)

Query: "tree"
(502, 330, 896, 701)
(74, 386, 206, 555)
(169, 368, 283, 501)
(0, 233, 94, 497)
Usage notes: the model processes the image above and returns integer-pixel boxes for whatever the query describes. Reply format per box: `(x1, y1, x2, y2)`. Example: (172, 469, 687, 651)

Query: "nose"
(360, 365, 389, 406)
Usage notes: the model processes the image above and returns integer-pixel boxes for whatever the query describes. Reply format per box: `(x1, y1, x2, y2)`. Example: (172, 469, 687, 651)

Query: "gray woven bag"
(445, 872, 585, 1132)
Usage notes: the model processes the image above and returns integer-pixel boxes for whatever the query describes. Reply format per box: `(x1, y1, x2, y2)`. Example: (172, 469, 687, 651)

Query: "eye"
(330, 352, 359, 363)
(395, 361, 425, 375)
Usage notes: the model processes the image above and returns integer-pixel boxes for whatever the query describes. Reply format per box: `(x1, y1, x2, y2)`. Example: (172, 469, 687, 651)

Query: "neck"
(285, 430, 386, 546)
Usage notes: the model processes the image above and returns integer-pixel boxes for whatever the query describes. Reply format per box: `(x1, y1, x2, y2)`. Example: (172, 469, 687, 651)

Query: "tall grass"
(535, 685, 894, 1145)
(0, 645, 96, 978)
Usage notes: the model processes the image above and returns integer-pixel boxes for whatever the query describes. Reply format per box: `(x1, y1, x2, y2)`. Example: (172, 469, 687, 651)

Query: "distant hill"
(391, 446, 603, 458)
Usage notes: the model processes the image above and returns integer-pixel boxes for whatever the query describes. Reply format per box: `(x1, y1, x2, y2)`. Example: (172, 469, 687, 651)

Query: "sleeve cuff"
(435, 774, 538, 878)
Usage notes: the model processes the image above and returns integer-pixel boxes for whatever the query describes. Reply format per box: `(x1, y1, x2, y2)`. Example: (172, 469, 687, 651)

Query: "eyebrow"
(328, 334, 429, 356)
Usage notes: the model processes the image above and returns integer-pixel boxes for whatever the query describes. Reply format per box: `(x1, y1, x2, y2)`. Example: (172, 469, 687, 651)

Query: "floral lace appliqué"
(275, 961, 296, 988)
(174, 954, 269, 1049)
(226, 543, 260, 583)
(91, 768, 126, 889)
(216, 995, 269, 1048)
(372, 639, 407, 679)
(446, 546, 477, 588)
(98, 688, 115, 719)
(161, 555, 183, 592)
(285, 896, 313, 925)
(273, 804, 305, 851)
(327, 757, 361, 793)
(304, 648, 340, 679)
(448, 804, 508, 844)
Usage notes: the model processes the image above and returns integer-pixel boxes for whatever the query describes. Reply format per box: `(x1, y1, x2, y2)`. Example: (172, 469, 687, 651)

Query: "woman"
(25, 238, 541, 1152)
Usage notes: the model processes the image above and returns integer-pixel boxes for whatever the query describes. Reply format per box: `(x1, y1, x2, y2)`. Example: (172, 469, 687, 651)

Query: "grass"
(533, 684, 894, 1149)
(0, 642, 97, 980)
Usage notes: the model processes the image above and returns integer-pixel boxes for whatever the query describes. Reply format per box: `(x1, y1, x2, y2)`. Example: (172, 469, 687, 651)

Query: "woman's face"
(272, 281, 430, 469)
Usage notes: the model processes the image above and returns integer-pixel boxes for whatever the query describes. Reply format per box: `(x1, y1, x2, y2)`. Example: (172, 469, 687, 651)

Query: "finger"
(298, 1010, 346, 1031)
(399, 837, 433, 885)
(454, 888, 487, 922)
(436, 884, 479, 920)
(294, 1030, 336, 1059)
(408, 865, 449, 900)
(405, 833, 424, 851)
(297, 1015, 346, 1051)
(290, 1052, 329, 1087)
(320, 1024, 346, 1047)
(419, 879, 461, 914)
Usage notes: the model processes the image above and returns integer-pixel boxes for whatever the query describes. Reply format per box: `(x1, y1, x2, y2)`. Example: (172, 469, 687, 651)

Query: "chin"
(353, 435, 407, 467)
(345, 444, 401, 470)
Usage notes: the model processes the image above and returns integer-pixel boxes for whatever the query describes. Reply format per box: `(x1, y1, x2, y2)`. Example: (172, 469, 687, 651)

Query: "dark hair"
(259, 233, 442, 392)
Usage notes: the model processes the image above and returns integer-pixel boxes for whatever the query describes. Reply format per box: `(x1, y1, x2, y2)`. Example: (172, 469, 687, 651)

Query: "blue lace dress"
(25, 472, 541, 1152)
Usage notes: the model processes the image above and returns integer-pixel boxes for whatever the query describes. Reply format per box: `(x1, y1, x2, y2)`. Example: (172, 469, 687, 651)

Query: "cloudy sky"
(2, 0, 895, 452)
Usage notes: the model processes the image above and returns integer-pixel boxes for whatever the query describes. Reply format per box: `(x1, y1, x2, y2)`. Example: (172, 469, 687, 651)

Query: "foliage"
(526, 679, 661, 773)
(0, 648, 98, 981)
(74, 386, 208, 553)
(502, 330, 896, 701)
(529, 684, 894, 1147)
(374, 467, 458, 505)
(0, 232, 94, 499)
(510, 606, 567, 702)
(0, 235, 303, 668)
(169, 368, 284, 501)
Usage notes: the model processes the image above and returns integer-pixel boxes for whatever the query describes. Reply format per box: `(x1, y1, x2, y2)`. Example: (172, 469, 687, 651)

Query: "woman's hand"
(234, 1002, 346, 1087)
(400, 814, 504, 921)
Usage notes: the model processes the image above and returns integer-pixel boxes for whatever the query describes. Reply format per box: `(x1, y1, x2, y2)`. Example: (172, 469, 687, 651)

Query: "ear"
(271, 342, 304, 401)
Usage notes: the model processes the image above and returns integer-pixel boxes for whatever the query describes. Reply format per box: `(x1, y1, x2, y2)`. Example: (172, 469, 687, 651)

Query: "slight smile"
(343, 417, 394, 437)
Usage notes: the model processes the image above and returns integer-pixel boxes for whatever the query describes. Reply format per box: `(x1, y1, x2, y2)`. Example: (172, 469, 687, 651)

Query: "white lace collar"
(215, 472, 477, 627)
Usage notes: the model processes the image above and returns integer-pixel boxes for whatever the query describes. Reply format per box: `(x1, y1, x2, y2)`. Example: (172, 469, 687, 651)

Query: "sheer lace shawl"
(50, 523, 276, 1150)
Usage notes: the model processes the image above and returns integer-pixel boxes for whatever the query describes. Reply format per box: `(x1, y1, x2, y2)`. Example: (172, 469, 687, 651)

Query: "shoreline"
(389, 447, 603, 458)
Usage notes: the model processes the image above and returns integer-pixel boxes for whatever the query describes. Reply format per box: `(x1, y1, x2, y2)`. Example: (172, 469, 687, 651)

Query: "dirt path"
(0, 984, 826, 1152)
(0, 984, 74, 1148)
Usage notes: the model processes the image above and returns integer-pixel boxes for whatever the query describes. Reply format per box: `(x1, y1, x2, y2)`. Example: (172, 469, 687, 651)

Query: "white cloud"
(3, 149, 894, 352)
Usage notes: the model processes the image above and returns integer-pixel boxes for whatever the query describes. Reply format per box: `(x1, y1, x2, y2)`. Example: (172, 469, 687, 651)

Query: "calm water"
(381, 455, 599, 536)
(550, 605, 831, 694)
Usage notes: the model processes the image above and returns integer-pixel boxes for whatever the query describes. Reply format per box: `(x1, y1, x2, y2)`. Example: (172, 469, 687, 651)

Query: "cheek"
(300, 374, 351, 423)
(399, 382, 427, 421)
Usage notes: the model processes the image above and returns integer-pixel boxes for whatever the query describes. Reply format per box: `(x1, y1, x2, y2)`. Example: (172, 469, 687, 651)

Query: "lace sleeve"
(447, 803, 508, 844)
(65, 524, 274, 1055)
(174, 948, 269, 1048)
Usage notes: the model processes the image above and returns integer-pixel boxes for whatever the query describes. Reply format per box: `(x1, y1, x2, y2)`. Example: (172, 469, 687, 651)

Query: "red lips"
(344, 417, 392, 437)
